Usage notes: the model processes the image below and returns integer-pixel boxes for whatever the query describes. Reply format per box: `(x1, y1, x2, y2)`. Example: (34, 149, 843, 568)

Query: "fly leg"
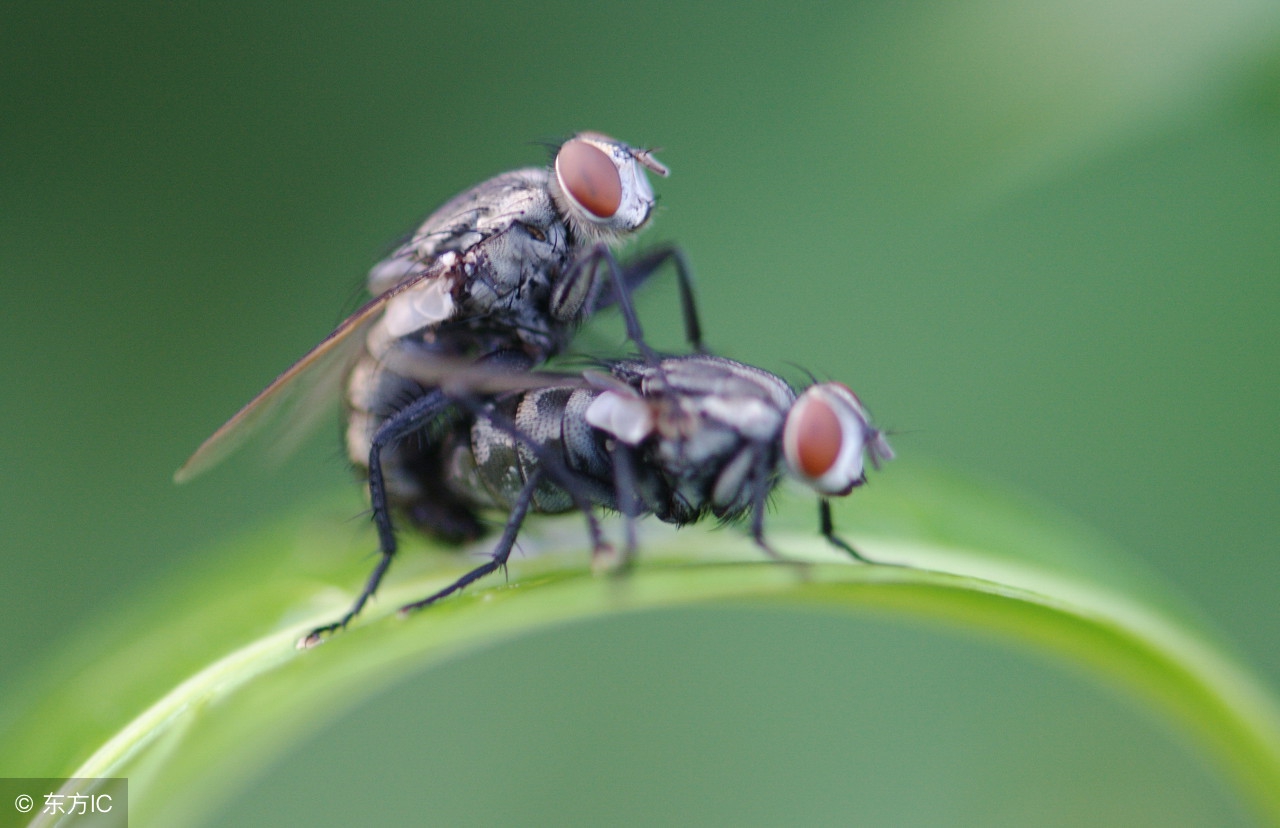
(819, 499, 884, 565)
(593, 243, 703, 352)
(559, 243, 697, 363)
(747, 450, 787, 562)
(598, 245, 658, 363)
(607, 440, 642, 571)
(299, 389, 456, 648)
(398, 469, 544, 614)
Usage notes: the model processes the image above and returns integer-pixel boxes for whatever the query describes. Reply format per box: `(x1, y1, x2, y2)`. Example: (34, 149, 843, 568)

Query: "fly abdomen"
(514, 387, 578, 513)
(461, 397, 526, 511)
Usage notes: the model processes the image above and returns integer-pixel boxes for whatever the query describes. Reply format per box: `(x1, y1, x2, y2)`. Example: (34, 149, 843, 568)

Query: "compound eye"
(556, 139, 622, 220)
(784, 384, 873, 496)
(786, 394, 844, 480)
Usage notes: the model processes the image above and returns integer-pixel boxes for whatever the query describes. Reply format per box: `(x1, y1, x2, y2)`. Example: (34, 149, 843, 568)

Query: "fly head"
(782, 383, 893, 497)
(551, 132, 667, 245)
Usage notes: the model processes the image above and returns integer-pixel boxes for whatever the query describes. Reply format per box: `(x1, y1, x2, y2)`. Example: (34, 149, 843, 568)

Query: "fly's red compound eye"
(556, 139, 622, 219)
(788, 394, 843, 479)
(784, 383, 878, 497)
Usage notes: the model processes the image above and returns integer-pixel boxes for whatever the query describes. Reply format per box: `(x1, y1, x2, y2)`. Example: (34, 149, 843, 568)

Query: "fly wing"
(380, 347, 592, 396)
(175, 260, 458, 483)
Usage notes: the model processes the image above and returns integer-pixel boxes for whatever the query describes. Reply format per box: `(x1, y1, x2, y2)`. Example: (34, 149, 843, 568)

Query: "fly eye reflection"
(556, 138, 622, 219)
(783, 384, 872, 497)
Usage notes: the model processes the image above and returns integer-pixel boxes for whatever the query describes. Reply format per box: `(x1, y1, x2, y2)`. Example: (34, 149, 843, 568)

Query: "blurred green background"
(2, 0, 1278, 824)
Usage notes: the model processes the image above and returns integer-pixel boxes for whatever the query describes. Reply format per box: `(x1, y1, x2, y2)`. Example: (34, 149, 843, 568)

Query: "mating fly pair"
(177, 132, 892, 646)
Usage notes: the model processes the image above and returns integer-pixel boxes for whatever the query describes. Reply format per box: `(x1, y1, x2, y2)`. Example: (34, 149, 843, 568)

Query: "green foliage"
(4, 465, 1278, 825)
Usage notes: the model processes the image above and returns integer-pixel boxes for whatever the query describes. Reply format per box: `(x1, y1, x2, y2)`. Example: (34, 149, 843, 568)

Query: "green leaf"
(4, 463, 1279, 826)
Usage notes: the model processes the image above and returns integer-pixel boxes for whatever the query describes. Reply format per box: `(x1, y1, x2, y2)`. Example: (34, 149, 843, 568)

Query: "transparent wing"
(175, 261, 455, 483)
(380, 348, 594, 396)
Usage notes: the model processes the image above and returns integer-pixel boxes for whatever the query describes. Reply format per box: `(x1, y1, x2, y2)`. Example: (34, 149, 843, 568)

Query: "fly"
(297, 349, 894, 647)
(177, 131, 699, 482)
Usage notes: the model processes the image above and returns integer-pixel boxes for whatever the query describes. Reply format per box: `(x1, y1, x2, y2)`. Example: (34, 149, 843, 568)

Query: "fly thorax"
(366, 168, 555, 297)
(710, 445, 761, 514)
(458, 222, 566, 318)
(652, 413, 740, 476)
(698, 395, 786, 442)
